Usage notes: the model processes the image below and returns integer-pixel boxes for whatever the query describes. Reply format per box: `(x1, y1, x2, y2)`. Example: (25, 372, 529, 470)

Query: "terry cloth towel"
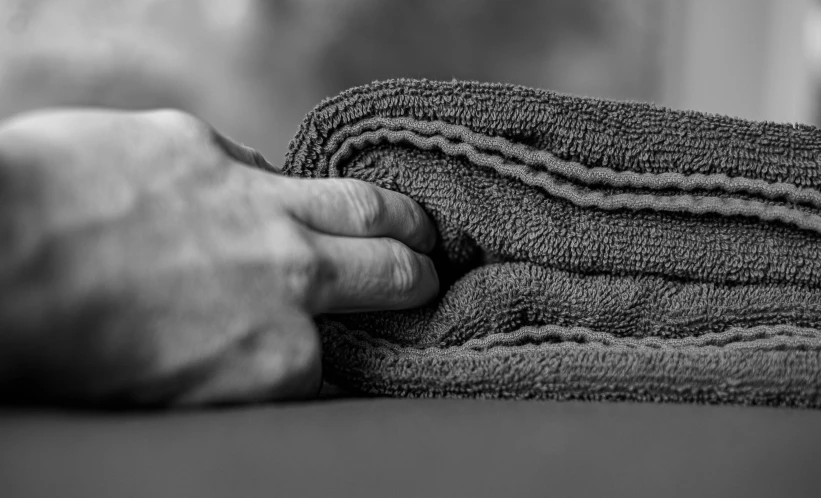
(282, 79, 821, 408)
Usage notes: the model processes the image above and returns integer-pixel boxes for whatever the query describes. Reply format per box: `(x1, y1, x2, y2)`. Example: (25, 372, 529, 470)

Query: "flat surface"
(2, 398, 821, 498)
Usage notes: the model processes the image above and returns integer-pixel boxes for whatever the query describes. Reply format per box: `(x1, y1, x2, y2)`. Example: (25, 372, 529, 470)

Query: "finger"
(278, 177, 437, 254)
(310, 232, 439, 314)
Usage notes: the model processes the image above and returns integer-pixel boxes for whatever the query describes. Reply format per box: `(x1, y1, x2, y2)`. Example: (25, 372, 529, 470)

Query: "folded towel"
(282, 79, 821, 408)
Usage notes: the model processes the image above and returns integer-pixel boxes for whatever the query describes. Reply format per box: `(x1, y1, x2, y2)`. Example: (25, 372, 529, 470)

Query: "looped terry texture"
(283, 79, 821, 408)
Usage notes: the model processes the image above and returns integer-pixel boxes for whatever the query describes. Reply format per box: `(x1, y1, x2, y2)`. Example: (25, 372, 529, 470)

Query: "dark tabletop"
(2, 397, 821, 498)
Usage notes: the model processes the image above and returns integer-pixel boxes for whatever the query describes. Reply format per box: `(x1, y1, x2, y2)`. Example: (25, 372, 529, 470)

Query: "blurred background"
(1, 0, 820, 162)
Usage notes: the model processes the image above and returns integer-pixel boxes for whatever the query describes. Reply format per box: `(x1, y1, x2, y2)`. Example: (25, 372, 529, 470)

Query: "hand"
(0, 108, 439, 407)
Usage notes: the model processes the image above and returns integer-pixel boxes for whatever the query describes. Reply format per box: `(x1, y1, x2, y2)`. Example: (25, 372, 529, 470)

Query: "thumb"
(170, 311, 322, 406)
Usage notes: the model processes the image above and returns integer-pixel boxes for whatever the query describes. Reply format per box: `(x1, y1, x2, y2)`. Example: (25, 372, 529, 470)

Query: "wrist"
(0, 114, 40, 400)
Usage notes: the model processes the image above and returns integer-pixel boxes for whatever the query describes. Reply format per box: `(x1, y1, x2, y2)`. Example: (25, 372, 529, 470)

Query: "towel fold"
(283, 79, 821, 408)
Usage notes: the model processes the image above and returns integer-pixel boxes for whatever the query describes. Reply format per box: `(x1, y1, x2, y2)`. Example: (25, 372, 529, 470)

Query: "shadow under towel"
(282, 79, 821, 408)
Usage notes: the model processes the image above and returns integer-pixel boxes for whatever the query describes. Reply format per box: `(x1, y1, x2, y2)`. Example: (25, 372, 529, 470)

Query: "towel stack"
(282, 79, 821, 408)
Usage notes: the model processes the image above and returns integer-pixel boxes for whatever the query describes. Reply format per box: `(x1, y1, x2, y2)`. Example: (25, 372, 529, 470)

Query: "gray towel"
(282, 79, 821, 408)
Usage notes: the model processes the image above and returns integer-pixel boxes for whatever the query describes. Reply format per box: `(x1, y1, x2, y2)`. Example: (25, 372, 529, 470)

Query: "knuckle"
(279, 242, 323, 301)
(403, 196, 432, 247)
(142, 109, 227, 175)
(144, 108, 197, 127)
(341, 180, 384, 233)
(406, 197, 425, 231)
(144, 108, 210, 142)
(386, 240, 421, 299)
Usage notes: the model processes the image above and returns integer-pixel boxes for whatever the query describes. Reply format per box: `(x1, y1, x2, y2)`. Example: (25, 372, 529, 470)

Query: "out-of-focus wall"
(661, 0, 817, 124)
(0, 0, 817, 164)
(0, 0, 666, 161)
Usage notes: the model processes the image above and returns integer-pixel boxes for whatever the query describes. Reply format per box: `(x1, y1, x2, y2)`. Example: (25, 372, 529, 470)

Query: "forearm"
(0, 115, 71, 403)
(0, 117, 38, 399)
(0, 116, 96, 404)
(0, 122, 27, 399)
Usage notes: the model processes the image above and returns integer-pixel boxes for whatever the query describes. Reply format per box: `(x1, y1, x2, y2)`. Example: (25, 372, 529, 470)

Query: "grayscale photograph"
(1, 1, 820, 497)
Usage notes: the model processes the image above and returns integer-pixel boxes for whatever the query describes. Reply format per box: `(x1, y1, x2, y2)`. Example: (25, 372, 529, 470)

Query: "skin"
(0, 108, 439, 407)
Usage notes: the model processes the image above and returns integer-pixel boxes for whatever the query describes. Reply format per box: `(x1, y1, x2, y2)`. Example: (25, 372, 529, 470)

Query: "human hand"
(0, 108, 438, 407)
